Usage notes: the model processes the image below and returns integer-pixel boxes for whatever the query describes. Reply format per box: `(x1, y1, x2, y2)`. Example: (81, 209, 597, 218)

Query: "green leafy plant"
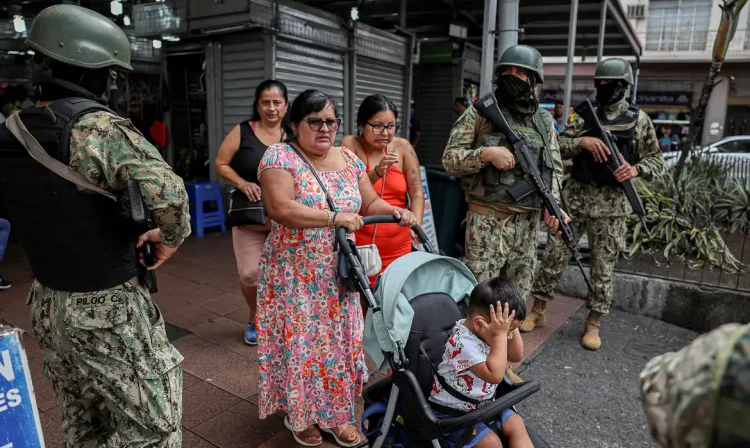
(713, 177, 750, 234)
(626, 157, 744, 274)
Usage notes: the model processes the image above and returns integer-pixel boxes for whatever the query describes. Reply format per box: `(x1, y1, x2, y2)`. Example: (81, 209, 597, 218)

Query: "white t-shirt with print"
(428, 319, 498, 412)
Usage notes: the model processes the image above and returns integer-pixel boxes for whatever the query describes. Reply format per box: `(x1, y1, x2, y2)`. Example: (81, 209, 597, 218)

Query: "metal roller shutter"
(355, 56, 406, 137)
(221, 38, 266, 137)
(275, 38, 346, 137)
(413, 64, 457, 167)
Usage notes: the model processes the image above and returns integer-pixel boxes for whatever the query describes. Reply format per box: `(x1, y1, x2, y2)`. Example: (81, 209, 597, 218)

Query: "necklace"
(302, 148, 331, 168)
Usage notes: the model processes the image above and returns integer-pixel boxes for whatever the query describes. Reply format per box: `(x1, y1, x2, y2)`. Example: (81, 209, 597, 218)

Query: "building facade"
(543, 0, 750, 149)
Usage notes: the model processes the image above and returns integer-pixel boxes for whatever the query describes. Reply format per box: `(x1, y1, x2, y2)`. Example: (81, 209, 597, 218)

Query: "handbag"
(289, 145, 383, 279)
(226, 188, 266, 227)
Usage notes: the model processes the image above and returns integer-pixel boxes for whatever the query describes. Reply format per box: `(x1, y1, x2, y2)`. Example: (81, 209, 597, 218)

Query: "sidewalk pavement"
(0, 231, 636, 448)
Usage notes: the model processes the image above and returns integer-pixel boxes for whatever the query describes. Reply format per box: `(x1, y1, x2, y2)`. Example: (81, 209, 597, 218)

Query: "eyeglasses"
(367, 122, 400, 135)
(306, 117, 341, 132)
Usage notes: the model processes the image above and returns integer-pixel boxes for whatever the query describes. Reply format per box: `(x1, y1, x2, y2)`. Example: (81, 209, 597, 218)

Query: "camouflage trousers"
(29, 280, 184, 448)
(464, 208, 541, 298)
(531, 209, 628, 315)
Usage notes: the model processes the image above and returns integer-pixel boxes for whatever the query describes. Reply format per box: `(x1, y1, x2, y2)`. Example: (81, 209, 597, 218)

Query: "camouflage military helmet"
(496, 45, 544, 84)
(25, 5, 132, 71)
(594, 58, 633, 85)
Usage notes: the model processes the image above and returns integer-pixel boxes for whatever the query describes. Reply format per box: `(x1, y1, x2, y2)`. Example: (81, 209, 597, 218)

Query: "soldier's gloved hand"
(136, 229, 179, 270)
(580, 137, 611, 163)
(614, 162, 639, 183)
(481, 146, 516, 171)
(544, 209, 571, 237)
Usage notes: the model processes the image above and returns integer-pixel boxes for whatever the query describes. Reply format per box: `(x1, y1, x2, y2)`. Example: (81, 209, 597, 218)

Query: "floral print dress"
(256, 143, 366, 431)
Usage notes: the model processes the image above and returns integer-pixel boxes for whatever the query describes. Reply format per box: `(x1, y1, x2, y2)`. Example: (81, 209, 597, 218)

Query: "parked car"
(663, 135, 750, 178)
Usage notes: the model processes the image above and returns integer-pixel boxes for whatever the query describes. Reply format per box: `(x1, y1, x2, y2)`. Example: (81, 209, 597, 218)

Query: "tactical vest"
(571, 104, 639, 187)
(461, 106, 555, 210)
(0, 98, 141, 292)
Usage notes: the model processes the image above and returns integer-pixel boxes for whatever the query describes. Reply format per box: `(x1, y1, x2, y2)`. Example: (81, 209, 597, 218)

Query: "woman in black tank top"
(215, 80, 288, 347)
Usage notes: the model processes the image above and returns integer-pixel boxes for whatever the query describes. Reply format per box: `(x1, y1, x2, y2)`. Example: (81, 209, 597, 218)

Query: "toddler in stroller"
(336, 216, 550, 448)
(428, 278, 534, 448)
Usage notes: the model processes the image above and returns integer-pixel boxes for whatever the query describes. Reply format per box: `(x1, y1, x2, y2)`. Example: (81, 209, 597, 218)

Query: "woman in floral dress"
(257, 89, 417, 447)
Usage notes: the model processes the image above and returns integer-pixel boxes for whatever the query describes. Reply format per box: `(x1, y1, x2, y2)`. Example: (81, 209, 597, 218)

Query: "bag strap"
(371, 162, 388, 243)
(5, 111, 117, 202)
(289, 143, 337, 211)
(419, 343, 481, 407)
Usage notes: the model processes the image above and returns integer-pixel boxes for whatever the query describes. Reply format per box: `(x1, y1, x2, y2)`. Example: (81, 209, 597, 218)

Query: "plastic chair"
(184, 181, 226, 238)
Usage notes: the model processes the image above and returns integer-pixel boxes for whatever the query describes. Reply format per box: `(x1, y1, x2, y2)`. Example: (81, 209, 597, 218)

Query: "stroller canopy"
(363, 252, 477, 370)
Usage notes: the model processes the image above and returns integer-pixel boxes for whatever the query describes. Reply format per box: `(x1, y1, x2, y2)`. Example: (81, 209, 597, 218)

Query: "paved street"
(0, 230, 693, 448)
(516, 308, 698, 448)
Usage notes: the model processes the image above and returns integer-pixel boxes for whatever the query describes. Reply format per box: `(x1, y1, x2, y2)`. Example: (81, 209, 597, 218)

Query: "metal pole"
(632, 56, 640, 104)
(400, 0, 407, 29)
(497, 0, 519, 61)
(597, 0, 608, 63)
(562, 0, 579, 127)
(480, 0, 499, 95)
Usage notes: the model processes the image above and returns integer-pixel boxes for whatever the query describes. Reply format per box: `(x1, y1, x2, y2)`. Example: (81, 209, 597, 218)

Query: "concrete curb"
(549, 265, 750, 333)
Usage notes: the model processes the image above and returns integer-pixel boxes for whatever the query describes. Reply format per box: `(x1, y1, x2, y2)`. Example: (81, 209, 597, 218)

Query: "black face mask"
(596, 81, 627, 105)
(495, 74, 538, 115)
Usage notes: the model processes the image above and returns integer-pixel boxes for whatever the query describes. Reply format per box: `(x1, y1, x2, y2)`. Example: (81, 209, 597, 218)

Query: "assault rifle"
(574, 99, 652, 238)
(127, 179, 158, 293)
(473, 92, 595, 295)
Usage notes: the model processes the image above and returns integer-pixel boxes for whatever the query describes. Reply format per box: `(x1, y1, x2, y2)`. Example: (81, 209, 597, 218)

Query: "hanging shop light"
(152, 40, 162, 49)
(123, 15, 131, 26)
(13, 15, 26, 33)
(350, 7, 359, 21)
(111, 1, 123, 16)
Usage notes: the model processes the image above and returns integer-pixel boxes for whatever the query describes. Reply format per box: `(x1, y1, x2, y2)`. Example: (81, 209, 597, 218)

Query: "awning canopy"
(299, 0, 642, 58)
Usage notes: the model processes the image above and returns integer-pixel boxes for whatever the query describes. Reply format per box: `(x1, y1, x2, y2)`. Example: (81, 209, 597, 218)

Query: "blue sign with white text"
(0, 329, 45, 448)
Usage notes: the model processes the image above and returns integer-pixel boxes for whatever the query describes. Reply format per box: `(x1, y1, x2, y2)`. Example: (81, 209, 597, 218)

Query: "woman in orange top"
(341, 93, 425, 288)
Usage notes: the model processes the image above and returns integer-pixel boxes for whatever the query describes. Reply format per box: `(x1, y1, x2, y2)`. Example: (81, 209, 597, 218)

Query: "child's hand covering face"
(477, 301, 516, 340)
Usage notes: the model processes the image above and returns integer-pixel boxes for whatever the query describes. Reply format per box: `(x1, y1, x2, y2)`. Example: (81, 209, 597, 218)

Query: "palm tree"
(673, 0, 749, 181)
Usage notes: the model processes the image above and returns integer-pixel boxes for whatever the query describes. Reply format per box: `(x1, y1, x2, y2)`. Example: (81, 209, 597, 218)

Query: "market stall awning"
(518, 0, 641, 58)
(298, 0, 642, 58)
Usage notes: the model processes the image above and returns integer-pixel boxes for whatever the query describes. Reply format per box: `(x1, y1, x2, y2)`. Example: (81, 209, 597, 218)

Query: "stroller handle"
(335, 215, 434, 254)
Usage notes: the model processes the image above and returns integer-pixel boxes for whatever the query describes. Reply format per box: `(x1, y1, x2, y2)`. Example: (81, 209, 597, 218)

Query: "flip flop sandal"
(284, 416, 322, 447)
(320, 425, 362, 448)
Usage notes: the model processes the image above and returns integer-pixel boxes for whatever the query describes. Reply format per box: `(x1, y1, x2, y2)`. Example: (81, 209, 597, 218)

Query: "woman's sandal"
(321, 425, 362, 448)
(284, 416, 323, 447)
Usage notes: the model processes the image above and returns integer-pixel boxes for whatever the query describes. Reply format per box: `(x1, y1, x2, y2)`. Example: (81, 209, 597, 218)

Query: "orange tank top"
(355, 146, 412, 288)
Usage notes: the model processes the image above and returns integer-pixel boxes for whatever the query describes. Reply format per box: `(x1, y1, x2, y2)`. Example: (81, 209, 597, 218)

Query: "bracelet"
(325, 210, 333, 228)
(374, 166, 383, 178)
(332, 211, 339, 228)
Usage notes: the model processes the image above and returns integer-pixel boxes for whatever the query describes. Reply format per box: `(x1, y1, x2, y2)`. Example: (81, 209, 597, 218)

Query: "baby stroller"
(336, 216, 551, 448)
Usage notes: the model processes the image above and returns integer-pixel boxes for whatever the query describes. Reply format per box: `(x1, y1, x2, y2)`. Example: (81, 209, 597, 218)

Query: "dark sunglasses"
(306, 117, 341, 132)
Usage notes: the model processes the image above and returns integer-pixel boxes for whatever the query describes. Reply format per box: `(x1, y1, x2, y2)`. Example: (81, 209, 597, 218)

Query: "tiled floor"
(0, 232, 583, 448)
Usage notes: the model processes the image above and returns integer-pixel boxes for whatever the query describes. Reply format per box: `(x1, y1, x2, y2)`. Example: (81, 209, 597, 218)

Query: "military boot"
(520, 299, 547, 333)
(582, 312, 602, 351)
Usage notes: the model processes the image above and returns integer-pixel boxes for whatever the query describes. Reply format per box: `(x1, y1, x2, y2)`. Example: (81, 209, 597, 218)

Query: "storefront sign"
(637, 91, 692, 106)
(540, 90, 594, 105)
(0, 328, 45, 448)
(541, 90, 693, 107)
(416, 166, 440, 253)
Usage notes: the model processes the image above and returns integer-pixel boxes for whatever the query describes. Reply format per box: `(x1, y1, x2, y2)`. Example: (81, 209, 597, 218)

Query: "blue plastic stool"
(184, 181, 226, 238)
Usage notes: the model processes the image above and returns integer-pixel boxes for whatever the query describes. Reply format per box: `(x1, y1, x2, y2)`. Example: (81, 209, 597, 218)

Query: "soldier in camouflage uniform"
(442, 44, 567, 299)
(0, 6, 190, 447)
(524, 58, 664, 351)
(639, 323, 750, 448)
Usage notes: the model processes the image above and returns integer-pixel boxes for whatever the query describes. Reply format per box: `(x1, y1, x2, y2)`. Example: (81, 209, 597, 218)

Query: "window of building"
(646, 0, 713, 52)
